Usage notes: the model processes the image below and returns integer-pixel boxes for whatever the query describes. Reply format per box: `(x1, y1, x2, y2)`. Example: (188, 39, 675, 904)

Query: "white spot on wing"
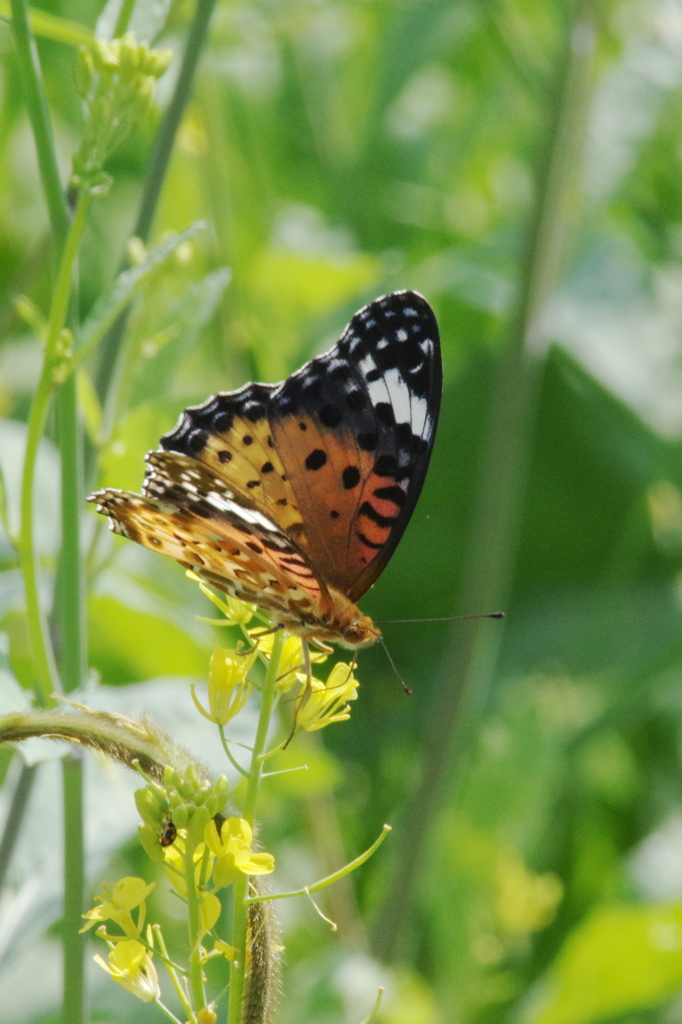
(367, 367, 411, 422)
(204, 490, 279, 532)
(411, 398, 429, 439)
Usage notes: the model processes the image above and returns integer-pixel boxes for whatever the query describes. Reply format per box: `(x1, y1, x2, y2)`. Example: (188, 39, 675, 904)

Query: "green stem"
(19, 192, 92, 704)
(244, 632, 284, 827)
(219, 726, 250, 779)
(10, 14, 90, 1024)
(95, 0, 218, 407)
(0, 764, 37, 896)
(183, 836, 206, 1017)
(227, 631, 284, 1024)
(245, 825, 391, 904)
(11, 0, 75, 705)
(62, 753, 85, 1024)
(112, 0, 136, 39)
(54, 371, 87, 693)
(153, 924, 195, 1017)
(9, 0, 69, 247)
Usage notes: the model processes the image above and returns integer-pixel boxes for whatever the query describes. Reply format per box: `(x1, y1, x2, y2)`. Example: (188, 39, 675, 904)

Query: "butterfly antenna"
(377, 612, 505, 625)
(375, 633, 412, 696)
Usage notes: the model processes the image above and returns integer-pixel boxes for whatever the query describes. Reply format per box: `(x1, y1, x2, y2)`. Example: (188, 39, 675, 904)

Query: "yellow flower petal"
(213, 939, 237, 961)
(239, 851, 275, 875)
(95, 940, 160, 1002)
(199, 893, 222, 936)
(213, 855, 237, 889)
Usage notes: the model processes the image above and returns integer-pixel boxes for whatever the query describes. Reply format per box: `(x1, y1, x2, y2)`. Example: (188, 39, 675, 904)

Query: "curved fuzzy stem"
(228, 630, 284, 1024)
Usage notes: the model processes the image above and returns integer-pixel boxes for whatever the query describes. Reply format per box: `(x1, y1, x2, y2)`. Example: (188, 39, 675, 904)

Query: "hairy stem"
(227, 631, 283, 1024)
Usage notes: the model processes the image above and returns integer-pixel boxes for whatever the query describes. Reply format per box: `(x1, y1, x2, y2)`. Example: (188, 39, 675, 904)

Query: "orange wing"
(160, 291, 441, 603)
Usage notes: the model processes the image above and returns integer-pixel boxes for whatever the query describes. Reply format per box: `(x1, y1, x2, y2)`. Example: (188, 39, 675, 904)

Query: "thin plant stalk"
(372, 0, 599, 961)
(10, 0, 74, 704)
(184, 836, 208, 1013)
(55, 371, 87, 693)
(9, 0, 69, 248)
(0, 764, 37, 894)
(95, 0, 219, 415)
(62, 752, 86, 1024)
(112, 0, 136, 39)
(18, 192, 92, 704)
(9, 10, 90, 1023)
(227, 631, 284, 1024)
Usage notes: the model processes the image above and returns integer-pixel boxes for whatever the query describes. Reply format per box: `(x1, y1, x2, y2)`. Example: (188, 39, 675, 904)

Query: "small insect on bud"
(159, 817, 177, 847)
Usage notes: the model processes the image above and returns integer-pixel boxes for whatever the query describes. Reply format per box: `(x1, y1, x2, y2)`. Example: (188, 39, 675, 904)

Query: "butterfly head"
(339, 614, 381, 650)
(323, 590, 380, 649)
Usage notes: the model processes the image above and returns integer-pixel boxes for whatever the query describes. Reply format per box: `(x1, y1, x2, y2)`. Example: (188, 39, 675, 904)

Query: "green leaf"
(88, 594, 208, 684)
(527, 903, 682, 1024)
(74, 222, 206, 371)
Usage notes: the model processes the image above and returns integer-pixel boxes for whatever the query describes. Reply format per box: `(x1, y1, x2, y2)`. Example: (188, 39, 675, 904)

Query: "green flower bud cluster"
(71, 33, 172, 194)
(135, 764, 229, 863)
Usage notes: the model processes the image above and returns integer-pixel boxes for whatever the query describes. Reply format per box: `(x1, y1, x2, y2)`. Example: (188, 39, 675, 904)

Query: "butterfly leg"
(237, 624, 282, 656)
(310, 638, 334, 654)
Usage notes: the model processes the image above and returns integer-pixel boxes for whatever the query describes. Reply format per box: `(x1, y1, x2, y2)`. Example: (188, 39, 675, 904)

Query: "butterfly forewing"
(270, 291, 441, 602)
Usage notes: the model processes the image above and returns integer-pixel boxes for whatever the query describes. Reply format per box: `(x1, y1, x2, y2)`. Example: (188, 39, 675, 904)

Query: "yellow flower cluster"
(195, 632, 359, 735)
(84, 817, 275, 1001)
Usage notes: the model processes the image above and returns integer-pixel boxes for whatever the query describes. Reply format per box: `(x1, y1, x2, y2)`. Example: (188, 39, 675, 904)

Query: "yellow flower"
(94, 939, 160, 1002)
(187, 571, 256, 625)
(258, 634, 327, 693)
(191, 645, 256, 725)
(205, 817, 275, 889)
(81, 877, 154, 936)
(495, 852, 563, 935)
(297, 663, 359, 731)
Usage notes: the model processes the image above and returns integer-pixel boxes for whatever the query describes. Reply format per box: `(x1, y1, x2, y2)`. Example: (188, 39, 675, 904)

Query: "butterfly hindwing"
(91, 451, 330, 621)
(159, 382, 305, 538)
(269, 291, 441, 601)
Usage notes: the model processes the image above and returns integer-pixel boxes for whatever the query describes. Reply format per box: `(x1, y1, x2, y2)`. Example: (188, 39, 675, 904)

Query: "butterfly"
(89, 291, 442, 649)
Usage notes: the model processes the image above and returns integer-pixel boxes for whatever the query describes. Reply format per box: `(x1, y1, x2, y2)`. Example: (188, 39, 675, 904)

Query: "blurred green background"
(4, 0, 682, 1021)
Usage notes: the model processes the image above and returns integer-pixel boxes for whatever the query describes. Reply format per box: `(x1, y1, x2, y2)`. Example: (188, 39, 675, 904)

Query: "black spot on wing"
(161, 382, 277, 456)
(305, 449, 327, 471)
(342, 466, 360, 490)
